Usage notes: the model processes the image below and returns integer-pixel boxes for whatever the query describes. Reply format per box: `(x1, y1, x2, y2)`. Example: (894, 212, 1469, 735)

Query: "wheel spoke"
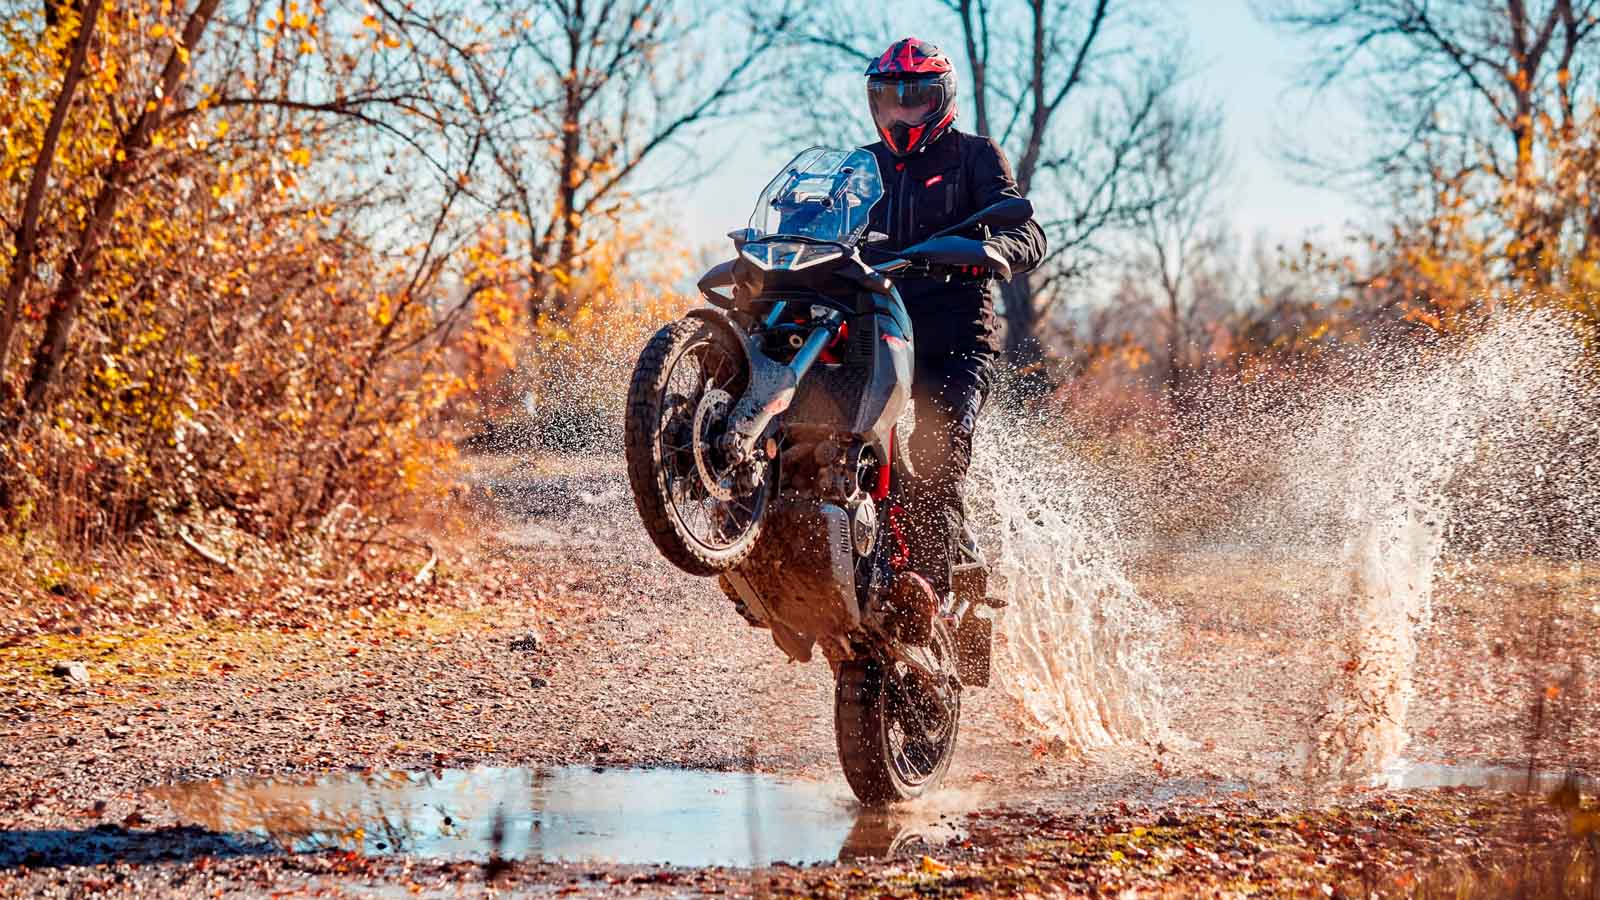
(703, 347, 728, 391)
(646, 330, 766, 557)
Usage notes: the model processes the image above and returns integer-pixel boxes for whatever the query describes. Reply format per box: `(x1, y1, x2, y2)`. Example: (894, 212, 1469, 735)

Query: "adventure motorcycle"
(623, 147, 1027, 803)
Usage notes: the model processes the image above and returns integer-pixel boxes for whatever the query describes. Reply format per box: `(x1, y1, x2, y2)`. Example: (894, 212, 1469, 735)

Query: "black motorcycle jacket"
(865, 127, 1046, 359)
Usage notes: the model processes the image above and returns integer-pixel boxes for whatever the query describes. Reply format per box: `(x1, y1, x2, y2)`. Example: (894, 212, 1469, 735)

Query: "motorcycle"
(623, 146, 1027, 803)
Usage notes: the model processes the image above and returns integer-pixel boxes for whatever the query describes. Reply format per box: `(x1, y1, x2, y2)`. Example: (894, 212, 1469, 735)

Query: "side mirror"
(930, 197, 1034, 240)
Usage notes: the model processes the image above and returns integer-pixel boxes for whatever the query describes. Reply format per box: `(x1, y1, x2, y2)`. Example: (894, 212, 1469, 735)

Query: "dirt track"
(1, 457, 1596, 897)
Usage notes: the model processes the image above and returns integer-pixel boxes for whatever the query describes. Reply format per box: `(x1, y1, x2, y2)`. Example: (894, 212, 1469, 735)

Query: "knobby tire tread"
(624, 319, 759, 577)
(834, 659, 900, 805)
(835, 620, 962, 805)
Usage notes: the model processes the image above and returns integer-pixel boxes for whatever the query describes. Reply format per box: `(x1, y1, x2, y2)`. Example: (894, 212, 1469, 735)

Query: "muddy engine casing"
(722, 497, 861, 664)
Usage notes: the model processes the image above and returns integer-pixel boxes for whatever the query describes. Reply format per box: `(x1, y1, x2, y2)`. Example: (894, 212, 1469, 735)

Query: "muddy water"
(1375, 761, 1599, 794)
(150, 766, 968, 866)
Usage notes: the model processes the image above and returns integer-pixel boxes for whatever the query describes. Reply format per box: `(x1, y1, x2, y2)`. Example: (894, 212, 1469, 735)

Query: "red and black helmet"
(865, 37, 957, 157)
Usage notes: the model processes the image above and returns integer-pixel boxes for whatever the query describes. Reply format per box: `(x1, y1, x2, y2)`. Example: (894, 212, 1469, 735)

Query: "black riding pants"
(898, 350, 993, 596)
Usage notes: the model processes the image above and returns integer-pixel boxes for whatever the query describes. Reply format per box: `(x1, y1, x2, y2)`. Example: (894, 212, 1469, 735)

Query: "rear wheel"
(834, 619, 961, 804)
(624, 318, 769, 576)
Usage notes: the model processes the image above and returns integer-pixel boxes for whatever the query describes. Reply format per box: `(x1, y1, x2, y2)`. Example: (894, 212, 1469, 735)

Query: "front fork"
(717, 302, 842, 465)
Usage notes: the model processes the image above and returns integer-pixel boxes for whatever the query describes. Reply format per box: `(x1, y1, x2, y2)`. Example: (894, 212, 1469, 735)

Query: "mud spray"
(1270, 312, 1596, 780)
(502, 310, 1596, 783)
(968, 311, 1598, 781)
(966, 414, 1173, 753)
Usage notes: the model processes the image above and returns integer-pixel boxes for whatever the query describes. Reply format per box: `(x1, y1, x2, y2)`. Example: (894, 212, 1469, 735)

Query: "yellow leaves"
(288, 146, 311, 166)
(917, 855, 948, 874)
(1571, 810, 1600, 838)
(288, 12, 308, 29)
(148, 23, 167, 38)
(214, 119, 229, 139)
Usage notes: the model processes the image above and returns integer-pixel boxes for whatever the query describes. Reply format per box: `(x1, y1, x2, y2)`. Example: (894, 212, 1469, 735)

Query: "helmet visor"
(867, 79, 946, 131)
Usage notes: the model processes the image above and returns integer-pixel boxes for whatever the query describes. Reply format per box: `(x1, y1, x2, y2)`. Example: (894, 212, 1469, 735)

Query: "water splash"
(1130, 311, 1598, 781)
(1277, 313, 1592, 779)
(961, 312, 1596, 774)
(969, 410, 1173, 752)
(481, 308, 1597, 782)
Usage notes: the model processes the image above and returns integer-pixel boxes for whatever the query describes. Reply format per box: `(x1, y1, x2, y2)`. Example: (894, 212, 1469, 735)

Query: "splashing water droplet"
(969, 411, 1172, 752)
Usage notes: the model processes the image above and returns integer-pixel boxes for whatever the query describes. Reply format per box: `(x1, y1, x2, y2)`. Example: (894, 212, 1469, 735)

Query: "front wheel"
(624, 318, 769, 576)
(834, 619, 961, 804)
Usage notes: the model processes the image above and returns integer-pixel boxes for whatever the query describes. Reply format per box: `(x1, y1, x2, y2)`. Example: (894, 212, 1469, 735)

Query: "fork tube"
(763, 301, 787, 327)
(787, 325, 836, 381)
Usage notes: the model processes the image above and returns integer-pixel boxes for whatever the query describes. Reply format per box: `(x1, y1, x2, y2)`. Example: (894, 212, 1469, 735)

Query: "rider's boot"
(886, 569, 938, 645)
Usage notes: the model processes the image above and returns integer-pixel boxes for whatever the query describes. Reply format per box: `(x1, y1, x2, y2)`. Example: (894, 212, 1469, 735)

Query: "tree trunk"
(18, 0, 221, 415)
(0, 0, 104, 383)
(545, 5, 585, 323)
(1164, 291, 1183, 415)
(1001, 273, 1040, 364)
(955, 0, 990, 137)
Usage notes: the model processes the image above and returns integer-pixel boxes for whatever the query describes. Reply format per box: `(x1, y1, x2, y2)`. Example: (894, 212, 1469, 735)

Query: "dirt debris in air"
(0, 455, 1596, 897)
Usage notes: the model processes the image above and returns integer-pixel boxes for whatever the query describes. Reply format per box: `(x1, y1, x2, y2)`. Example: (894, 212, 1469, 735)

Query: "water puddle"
(148, 766, 968, 867)
(1374, 761, 1598, 794)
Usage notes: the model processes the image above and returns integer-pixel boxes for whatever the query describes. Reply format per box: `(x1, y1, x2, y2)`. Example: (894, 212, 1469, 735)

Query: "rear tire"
(834, 620, 961, 804)
(624, 318, 767, 576)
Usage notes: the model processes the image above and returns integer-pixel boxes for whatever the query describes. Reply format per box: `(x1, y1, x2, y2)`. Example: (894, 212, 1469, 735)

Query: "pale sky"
(664, 0, 1370, 262)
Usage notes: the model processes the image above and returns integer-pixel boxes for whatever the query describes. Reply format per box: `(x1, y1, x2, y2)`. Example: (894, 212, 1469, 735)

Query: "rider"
(861, 37, 1046, 635)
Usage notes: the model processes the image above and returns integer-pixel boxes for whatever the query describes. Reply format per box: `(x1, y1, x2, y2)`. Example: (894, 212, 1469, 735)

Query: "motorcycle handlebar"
(873, 258, 1002, 282)
(869, 235, 1010, 282)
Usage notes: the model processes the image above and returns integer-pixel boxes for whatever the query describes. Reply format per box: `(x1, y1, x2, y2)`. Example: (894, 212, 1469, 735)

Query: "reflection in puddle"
(150, 766, 967, 867)
(1374, 761, 1598, 794)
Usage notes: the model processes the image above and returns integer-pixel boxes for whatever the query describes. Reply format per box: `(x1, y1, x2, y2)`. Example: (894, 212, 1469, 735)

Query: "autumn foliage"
(3, 0, 1596, 623)
(0, 0, 706, 626)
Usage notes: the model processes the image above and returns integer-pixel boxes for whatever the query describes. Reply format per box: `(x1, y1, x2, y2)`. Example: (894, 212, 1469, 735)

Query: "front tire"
(624, 318, 768, 576)
(834, 620, 961, 804)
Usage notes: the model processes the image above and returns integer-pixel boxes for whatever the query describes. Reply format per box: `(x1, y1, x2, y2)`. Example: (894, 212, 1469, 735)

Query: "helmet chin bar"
(865, 38, 958, 157)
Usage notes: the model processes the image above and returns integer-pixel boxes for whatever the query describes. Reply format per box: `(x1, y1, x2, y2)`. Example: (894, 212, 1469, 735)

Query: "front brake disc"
(692, 388, 735, 501)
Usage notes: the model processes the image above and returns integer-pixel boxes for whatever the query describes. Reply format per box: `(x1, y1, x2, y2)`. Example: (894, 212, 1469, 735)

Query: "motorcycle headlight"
(741, 241, 843, 271)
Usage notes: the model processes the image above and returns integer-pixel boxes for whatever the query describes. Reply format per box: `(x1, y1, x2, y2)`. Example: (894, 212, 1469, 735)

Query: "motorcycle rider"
(861, 37, 1046, 639)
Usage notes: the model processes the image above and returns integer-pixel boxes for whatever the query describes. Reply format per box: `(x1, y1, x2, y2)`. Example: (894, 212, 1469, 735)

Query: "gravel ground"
(1, 458, 1596, 897)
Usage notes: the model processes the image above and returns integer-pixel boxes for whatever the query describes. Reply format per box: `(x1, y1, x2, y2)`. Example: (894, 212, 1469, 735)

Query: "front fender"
(685, 307, 754, 374)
